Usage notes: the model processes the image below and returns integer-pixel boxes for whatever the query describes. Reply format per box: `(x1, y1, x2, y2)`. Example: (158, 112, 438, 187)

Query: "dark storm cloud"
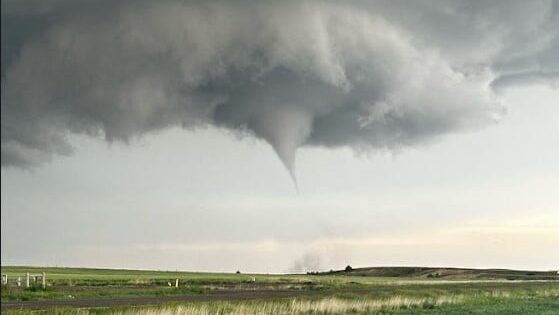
(1, 0, 557, 174)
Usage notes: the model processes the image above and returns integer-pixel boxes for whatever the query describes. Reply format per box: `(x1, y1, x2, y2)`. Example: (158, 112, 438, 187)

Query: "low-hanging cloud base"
(1, 0, 557, 180)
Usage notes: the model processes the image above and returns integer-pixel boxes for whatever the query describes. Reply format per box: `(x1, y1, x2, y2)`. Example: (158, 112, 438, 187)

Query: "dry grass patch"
(112, 295, 463, 315)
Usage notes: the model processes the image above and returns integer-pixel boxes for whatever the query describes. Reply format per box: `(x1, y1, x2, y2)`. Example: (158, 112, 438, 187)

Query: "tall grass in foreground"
(53, 288, 559, 314)
(112, 295, 461, 315)
(4, 286, 558, 315)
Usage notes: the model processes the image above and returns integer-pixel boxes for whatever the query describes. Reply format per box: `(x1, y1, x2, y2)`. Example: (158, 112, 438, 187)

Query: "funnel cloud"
(2, 0, 557, 181)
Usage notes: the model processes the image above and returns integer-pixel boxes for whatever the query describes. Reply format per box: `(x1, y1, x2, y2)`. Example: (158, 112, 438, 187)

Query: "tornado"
(2, 0, 557, 186)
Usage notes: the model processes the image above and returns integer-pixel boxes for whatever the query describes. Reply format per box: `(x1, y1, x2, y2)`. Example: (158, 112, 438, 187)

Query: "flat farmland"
(1, 266, 558, 314)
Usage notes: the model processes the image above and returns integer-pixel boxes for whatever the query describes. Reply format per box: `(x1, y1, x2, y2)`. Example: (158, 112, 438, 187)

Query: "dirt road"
(1, 289, 340, 311)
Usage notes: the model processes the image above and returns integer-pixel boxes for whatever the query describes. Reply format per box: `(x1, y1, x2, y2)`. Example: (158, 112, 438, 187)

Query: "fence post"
(26, 273, 30, 288)
(42, 272, 46, 289)
(175, 279, 179, 287)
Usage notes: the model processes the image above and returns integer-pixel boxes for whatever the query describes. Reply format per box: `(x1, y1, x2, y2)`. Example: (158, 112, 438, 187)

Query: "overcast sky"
(2, 0, 558, 272)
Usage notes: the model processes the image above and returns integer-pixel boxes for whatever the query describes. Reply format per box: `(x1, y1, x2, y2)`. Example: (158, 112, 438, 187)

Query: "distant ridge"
(316, 266, 559, 280)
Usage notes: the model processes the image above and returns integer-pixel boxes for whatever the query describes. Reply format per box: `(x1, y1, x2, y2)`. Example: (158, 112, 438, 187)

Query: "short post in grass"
(42, 272, 46, 289)
(175, 279, 179, 287)
(26, 272, 30, 288)
(1, 274, 7, 285)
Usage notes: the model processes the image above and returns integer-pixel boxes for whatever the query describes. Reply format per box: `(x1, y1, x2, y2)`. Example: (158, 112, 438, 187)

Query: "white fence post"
(42, 272, 46, 288)
(26, 272, 30, 288)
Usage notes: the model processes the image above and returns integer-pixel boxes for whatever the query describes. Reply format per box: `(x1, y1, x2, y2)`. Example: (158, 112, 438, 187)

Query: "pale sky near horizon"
(2, 0, 558, 273)
(2, 85, 558, 272)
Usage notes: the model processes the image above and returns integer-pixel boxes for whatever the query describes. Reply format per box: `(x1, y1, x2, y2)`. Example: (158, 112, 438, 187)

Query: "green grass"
(3, 273, 557, 302)
(392, 296, 559, 314)
(4, 266, 554, 287)
(2, 266, 263, 281)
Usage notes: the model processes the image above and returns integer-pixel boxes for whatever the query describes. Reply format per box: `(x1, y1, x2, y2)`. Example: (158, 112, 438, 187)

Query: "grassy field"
(1, 266, 558, 314)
